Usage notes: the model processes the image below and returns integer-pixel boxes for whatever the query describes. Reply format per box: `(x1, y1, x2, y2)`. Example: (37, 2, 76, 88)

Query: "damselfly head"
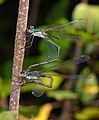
(26, 26, 34, 35)
(20, 71, 27, 78)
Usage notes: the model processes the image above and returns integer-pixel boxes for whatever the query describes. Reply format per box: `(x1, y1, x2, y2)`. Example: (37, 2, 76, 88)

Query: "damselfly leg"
(25, 26, 34, 48)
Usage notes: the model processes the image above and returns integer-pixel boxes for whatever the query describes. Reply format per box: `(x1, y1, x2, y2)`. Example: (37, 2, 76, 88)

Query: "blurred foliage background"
(0, 0, 99, 120)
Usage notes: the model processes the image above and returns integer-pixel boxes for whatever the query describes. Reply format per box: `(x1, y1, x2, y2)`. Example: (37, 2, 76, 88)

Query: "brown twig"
(60, 43, 82, 120)
(9, 0, 30, 119)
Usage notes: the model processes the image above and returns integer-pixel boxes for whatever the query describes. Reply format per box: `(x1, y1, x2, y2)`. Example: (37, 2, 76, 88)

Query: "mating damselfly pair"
(19, 19, 89, 97)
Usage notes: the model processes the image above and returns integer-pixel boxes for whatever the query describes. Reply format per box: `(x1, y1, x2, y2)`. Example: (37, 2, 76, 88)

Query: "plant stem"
(9, 0, 29, 119)
(60, 43, 82, 120)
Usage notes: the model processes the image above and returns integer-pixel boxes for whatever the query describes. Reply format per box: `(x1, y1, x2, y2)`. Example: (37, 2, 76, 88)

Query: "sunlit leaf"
(75, 107, 99, 120)
(41, 71, 63, 90)
(76, 72, 98, 104)
(0, 0, 6, 5)
(82, 73, 98, 93)
(72, 3, 99, 33)
(83, 85, 98, 94)
(33, 103, 53, 120)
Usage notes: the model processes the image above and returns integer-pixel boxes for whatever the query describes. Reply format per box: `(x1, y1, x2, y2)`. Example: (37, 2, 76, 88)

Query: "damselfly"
(20, 55, 90, 97)
(26, 19, 85, 60)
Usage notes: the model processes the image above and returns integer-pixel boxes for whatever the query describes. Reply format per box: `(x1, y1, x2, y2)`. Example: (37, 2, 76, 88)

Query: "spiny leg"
(25, 26, 35, 48)
(38, 74, 53, 88)
(43, 75, 53, 88)
(25, 58, 58, 73)
(20, 75, 53, 88)
(25, 34, 34, 49)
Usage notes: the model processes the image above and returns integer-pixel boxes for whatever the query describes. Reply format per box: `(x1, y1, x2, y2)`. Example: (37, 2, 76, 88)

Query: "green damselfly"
(20, 55, 90, 97)
(26, 19, 85, 60)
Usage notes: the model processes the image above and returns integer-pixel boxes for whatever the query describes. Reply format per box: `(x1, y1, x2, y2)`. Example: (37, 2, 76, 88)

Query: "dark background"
(0, 0, 99, 120)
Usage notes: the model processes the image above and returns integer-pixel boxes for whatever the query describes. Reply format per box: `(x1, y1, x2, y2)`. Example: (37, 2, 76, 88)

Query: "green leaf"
(20, 105, 39, 117)
(75, 107, 99, 120)
(75, 67, 90, 93)
(84, 42, 97, 54)
(76, 71, 98, 104)
(0, 111, 17, 120)
(0, 76, 11, 99)
(0, 0, 6, 5)
(42, 71, 63, 90)
(47, 90, 78, 100)
(72, 3, 99, 33)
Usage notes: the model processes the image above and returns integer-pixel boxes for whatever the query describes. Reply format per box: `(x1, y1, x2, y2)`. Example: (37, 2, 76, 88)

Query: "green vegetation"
(0, 0, 99, 120)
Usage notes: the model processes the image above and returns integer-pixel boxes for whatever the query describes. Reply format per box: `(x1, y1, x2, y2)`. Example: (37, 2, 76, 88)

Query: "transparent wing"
(41, 74, 90, 80)
(20, 77, 45, 97)
(45, 19, 85, 41)
(47, 34, 85, 41)
(46, 39, 59, 60)
(39, 55, 90, 72)
(32, 83, 45, 97)
(46, 19, 85, 31)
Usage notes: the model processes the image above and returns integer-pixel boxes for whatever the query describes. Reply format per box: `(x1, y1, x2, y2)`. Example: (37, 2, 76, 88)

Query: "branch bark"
(9, 0, 30, 119)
